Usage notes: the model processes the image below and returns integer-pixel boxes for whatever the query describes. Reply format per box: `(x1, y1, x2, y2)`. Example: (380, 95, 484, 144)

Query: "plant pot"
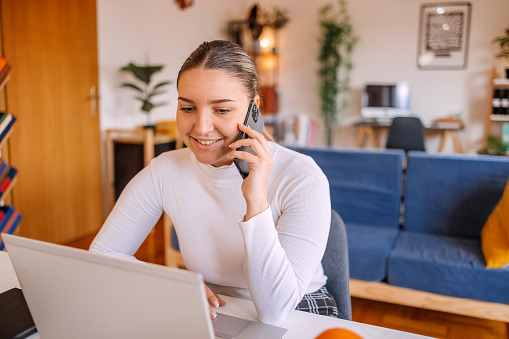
(142, 124, 156, 133)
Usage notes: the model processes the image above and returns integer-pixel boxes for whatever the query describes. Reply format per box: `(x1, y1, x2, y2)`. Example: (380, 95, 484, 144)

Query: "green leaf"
(141, 100, 154, 113)
(153, 81, 171, 89)
(147, 91, 165, 99)
(120, 62, 164, 84)
(121, 83, 143, 92)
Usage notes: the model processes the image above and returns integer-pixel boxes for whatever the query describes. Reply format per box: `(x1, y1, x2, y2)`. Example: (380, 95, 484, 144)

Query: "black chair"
(321, 209, 352, 320)
(386, 117, 426, 152)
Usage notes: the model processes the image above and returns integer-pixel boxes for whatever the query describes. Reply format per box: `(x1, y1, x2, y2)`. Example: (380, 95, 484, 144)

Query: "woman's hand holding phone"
(228, 123, 275, 221)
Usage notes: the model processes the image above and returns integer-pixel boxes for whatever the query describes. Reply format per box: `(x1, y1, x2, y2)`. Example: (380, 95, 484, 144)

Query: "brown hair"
(177, 40, 258, 100)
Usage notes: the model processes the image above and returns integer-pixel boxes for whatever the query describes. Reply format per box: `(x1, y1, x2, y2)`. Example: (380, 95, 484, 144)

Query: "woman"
(90, 40, 336, 324)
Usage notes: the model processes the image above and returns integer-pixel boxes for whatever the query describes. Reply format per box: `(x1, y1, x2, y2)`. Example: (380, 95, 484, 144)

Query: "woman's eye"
(179, 107, 194, 113)
(217, 108, 231, 114)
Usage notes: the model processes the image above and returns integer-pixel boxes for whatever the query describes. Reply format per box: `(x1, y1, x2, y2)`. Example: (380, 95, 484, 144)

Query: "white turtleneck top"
(90, 142, 331, 324)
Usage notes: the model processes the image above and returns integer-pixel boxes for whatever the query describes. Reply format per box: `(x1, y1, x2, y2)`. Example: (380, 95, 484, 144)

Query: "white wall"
(97, 0, 509, 153)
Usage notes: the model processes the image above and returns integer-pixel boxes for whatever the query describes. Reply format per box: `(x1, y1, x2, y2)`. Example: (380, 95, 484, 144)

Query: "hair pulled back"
(177, 40, 259, 100)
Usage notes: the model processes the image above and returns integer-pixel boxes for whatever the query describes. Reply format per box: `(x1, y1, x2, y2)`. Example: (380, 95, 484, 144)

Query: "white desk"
(0, 251, 431, 339)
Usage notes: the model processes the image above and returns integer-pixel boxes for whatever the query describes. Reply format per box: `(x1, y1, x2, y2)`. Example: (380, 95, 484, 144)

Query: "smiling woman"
(176, 68, 253, 168)
(89, 40, 339, 325)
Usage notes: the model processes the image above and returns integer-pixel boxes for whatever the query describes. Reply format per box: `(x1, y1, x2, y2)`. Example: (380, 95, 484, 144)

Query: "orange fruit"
(315, 328, 363, 339)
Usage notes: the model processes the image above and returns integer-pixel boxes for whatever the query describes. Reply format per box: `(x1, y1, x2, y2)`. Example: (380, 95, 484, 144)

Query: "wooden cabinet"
(1, 0, 104, 244)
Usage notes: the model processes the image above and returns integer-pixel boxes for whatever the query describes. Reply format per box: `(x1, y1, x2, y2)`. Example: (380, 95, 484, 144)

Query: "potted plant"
(478, 135, 508, 156)
(492, 26, 509, 78)
(120, 62, 171, 128)
(318, 0, 358, 146)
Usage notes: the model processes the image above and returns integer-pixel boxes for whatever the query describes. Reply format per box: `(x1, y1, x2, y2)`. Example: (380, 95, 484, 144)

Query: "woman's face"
(177, 68, 253, 167)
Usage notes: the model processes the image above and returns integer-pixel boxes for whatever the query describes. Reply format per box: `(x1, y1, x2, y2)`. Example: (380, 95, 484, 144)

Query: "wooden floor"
(68, 221, 509, 339)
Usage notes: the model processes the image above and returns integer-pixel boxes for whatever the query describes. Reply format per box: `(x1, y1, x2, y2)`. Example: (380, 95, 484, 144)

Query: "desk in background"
(0, 251, 430, 339)
(354, 119, 464, 153)
(105, 128, 178, 263)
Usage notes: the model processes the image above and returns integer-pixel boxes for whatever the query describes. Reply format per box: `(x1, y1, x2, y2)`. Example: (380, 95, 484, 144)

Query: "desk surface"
(353, 118, 464, 131)
(0, 251, 431, 339)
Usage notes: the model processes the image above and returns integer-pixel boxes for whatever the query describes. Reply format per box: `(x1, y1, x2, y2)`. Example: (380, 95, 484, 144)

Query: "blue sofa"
(293, 147, 509, 321)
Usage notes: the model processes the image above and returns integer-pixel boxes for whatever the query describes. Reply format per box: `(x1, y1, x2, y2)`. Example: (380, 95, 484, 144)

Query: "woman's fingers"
(205, 285, 226, 319)
(231, 123, 271, 153)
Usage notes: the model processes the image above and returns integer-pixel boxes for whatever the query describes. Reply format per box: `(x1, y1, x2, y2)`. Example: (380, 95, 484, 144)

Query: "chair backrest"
(322, 209, 352, 320)
(386, 116, 426, 152)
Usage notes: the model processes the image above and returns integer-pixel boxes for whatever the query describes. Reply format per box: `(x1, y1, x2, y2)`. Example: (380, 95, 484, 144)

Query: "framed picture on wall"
(417, 2, 472, 70)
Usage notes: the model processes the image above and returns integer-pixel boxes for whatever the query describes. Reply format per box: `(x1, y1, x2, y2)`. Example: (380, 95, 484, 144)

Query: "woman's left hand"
(228, 123, 275, 221)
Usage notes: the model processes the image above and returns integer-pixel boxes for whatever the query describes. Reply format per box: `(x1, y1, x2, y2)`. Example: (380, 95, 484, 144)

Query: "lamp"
(227, 5, 289, 114)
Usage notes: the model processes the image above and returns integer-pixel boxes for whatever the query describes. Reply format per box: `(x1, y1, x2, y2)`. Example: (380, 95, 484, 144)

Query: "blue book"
(5, 213, 22, 234)
(0, 160, 7, 176)
(0, 208, 20, 251)
(0, 206, 15, 233)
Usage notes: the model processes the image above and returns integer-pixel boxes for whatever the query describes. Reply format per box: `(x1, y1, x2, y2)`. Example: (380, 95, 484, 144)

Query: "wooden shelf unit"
(486, 77, 509, 141)
(0, 61, 21, 249)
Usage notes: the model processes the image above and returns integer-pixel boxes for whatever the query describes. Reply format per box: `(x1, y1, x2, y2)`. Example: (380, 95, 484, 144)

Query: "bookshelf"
(0, 57, 21, 250)
(486, 77, 509, 144)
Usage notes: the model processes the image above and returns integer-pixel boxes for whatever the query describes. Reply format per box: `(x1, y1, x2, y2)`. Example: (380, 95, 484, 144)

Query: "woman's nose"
(193, 111, 214, 136)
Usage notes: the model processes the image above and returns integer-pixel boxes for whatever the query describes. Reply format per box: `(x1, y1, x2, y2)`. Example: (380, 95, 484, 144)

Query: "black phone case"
(233, 100, 264, 178)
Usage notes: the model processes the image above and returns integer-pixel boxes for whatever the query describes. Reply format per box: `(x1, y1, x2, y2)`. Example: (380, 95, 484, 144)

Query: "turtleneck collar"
(190, 151, 243, 185)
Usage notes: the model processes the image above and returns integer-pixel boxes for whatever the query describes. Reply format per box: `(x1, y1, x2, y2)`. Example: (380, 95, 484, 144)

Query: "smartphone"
(233, 100, 264, 179)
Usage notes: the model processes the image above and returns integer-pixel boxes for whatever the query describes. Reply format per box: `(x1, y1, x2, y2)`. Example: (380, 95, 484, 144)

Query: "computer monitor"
(361, 82, 411, 119)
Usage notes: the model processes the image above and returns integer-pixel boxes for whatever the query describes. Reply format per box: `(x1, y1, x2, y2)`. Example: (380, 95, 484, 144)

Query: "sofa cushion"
(292, 147, 405, 229)
(388, 231, 509, 304)
(404, 152, 509, 239)
(481, 178, 509, 268)
(346, 223, 400, 281)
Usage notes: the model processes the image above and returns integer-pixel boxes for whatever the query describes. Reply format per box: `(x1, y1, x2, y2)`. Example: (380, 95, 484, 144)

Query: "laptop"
(3, 234, 287, 339)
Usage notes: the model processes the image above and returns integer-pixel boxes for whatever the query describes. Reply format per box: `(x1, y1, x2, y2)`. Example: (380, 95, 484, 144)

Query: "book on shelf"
(503, 123, 509, 146)
(0, 207, 22, 251)
(0, 57, 6, 71)
(0, 160, 7, 177)
(0, 162, 11, 186)
(0, 112, 8, 126)
(493, 89, 502, 115)
(0, 62, 11, 85)
(0, 166, 17, 194)
(501, 89, 509, 115)
(0, 206, 16, 233)
(0, 113, 16, 144)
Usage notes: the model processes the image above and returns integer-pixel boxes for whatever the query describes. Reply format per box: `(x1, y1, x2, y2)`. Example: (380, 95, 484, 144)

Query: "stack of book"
(0, 57, 11, 88)
(0, 57, 19, 251)
(0, 206, 22, 250)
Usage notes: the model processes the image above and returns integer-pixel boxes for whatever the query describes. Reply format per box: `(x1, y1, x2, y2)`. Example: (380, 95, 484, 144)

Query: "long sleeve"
(90, 161, 164, 260)
(239, 156, 331, 324)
